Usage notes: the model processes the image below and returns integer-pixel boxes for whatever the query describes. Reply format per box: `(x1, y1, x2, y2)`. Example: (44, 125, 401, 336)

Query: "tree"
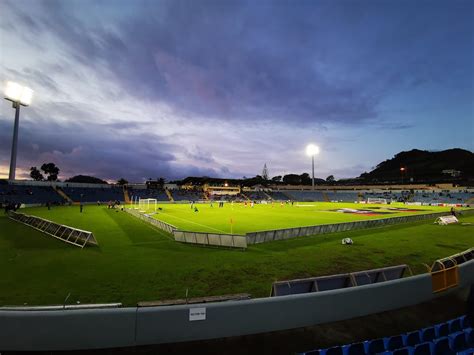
(300, 173, 311, 185)
(30, 167, 44, 181)
(40, 163, 60, 181)
(65, 175, 108, 184)
(271, 175, 282, 182)
(117, 178, 128, 185)
(326, 175, 335, 183)
(282, 174, 301, 185)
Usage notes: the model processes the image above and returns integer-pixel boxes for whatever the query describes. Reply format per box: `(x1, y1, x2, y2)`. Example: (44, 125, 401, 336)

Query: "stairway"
(262, 191, 272, 200)
(123, 187, 131, 204)
(54, 186, 73, 203)
(280, 191, 294, 200)
(322, 191, 330, 202)
(165, 189, 174, 202)
(240, 192, 251, 201)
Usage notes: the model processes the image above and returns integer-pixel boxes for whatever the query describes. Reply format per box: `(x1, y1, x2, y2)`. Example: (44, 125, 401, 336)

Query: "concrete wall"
(1, 259, 472, 351)
(0, 308, 136, 351)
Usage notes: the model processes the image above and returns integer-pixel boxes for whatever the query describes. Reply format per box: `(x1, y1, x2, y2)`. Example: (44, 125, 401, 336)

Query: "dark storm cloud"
(0, 110, 221, 181)
(5, 0, 472, 126)
(1, 0, 410, 124)
(1, 0, 472, 180)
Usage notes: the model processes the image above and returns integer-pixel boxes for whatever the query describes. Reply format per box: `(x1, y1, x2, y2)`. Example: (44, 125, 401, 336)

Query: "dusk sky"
(0, 0, 473, 182)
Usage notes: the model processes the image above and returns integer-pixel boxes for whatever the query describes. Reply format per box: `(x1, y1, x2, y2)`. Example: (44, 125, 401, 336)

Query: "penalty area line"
(155, 211, 228, 234)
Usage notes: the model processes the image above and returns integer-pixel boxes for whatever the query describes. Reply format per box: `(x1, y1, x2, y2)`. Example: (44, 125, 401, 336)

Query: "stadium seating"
(412, 190, 473, 204)
(328, 191, 361, 202)
(283, 190, 326, 201)
(0, 184, 65, 205)
(298, 315, 473, 355)
(268, 191, 291, 200)
(60, 186, 124, 202)
(128, 187, 169, 201)
(170, 189, 204, 201)
(245, 191, 269, 200)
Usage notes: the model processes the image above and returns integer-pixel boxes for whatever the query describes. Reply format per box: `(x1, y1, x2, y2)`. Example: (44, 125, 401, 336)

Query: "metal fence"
(124, 208, 177, 234)
(246, 210, 474, 244)
(8, 211, 98, 248)
(126, 207, 474, 248)
(173, 230, 247, 249)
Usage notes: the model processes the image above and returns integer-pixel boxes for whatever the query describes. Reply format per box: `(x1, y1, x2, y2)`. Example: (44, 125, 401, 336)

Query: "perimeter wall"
(1, 259, 472, 351)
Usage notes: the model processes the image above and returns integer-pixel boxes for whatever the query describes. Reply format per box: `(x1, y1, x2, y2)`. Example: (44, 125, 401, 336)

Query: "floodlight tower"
(4, 81, 33, 180)
(306, 144, 320, 191)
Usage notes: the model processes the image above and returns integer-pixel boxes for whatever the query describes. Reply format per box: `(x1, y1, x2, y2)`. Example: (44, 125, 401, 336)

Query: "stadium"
(1, 0, 474, 354)
(1, 176, 474, 353)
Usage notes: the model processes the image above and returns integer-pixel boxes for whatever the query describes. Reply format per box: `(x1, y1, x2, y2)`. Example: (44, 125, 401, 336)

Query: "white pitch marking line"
(154, 211, 228, 234)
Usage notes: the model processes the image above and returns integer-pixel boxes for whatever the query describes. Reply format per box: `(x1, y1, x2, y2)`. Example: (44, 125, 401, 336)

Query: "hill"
(359, 148, 474, 183)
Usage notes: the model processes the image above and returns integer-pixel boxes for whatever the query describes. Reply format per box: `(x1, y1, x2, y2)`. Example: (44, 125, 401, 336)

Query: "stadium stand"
(246, 191, 270, 200)
(59, 186, 124, 203)
(209, 193, 246, 201)
(298, 314, 473, 355)
(413, 190, 473, 204)
(170, 189, 204, 201)
(271, 265, 407, 297)
(283, 190, 326, 201)
(326, 191, 361, 202)
(0, 184, 65, 205)
(128, 187, 169, 201)
(267, 190, 291, 200)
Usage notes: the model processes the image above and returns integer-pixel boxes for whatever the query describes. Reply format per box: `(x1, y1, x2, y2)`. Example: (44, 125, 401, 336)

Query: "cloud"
(0, 0, 472, 182)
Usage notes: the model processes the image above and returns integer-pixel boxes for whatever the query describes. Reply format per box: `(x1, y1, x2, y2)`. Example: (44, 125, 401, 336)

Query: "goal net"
(367, 198, 388, 204)
(138, 198, 157, 212)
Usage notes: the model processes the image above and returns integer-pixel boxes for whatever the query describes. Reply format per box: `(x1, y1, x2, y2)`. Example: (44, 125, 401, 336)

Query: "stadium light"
(400, 167, 406, 184)
(4, 81, 34, 180)
(306, 144, 320, 190)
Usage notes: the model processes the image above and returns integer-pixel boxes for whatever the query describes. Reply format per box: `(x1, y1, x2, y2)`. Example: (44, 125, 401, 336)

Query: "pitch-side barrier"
(124, 208, 247, 249)
(8, 211, 98, 248)
(125, 208, 474, 249)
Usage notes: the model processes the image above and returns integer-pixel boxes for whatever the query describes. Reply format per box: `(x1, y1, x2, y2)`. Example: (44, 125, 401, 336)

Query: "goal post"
(138, 198, 157, 212)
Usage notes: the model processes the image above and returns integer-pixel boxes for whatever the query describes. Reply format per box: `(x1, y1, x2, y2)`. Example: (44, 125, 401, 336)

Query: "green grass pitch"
(0, 203, 472, 307)
(145, 201, 457, 234)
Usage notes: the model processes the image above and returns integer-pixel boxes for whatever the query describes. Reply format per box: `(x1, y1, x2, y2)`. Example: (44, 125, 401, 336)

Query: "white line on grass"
(155, 211, 228, 234)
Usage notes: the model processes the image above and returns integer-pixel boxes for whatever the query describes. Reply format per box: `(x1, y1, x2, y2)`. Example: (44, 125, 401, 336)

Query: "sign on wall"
(189, 307, 206, 321)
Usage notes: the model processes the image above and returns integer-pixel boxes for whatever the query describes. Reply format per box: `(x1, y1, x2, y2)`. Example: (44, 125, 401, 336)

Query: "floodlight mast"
(306, 144, 320, 191)
(4, 81, 33, 180)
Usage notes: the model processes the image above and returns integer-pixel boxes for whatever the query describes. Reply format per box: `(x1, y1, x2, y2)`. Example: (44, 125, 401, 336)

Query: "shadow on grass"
(0, 215, 68, 250)
(105, 209, 175, 246)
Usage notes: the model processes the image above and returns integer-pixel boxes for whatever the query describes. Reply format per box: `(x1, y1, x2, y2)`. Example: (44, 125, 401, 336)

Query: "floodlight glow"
(4, 81, 33, 106)
(20, 87, 34, 106)
(306, 144, 320, 157)
(4, 82, 22, 102)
